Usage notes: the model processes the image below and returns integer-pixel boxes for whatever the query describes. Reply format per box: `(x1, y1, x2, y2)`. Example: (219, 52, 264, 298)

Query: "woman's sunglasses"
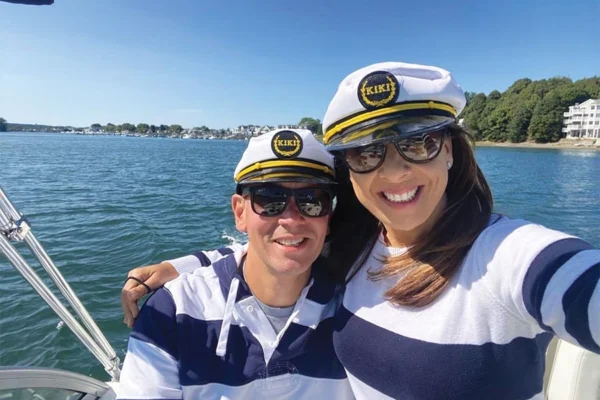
(340, 128, 447, 173)
(241, 186, 334, 218)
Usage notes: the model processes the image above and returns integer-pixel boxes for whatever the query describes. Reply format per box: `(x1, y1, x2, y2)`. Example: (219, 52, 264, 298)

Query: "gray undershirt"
(254, 297, 295, 334)
(241, 258, 296, 334)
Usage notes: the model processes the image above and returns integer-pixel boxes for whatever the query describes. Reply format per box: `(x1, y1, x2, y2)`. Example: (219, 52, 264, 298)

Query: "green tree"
(105, 123, 116, 133)
(557, 85, 594, 110)
(530, 77, 571, 99)
(457, 75, 599, 143)
(169, 124, 183, 135)
(507, 107, 532, 143)
(91, 123, 102, 130)
(572, 77, 600, 98)
(528, 91, 565, 143)
(477, 90, 502, 139)
(155, 124, 168, 137)
(137, 123, 150, 134)
(505, 78, 532, 96)
(298, 117, 321, 135)
(486, 104, 511, 142)
(121, 123, 136, 133)
(461, 93, 486, 138)
(464, 91, 476, 106)
(0, 118, 7, 132)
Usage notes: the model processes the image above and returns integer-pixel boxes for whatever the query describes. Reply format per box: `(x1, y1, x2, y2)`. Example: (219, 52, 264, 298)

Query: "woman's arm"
(521, 236, 599, 353)
(480, 219, 599, 353)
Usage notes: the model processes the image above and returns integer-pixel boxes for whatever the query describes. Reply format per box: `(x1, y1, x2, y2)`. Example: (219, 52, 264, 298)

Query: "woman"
(122, 62, 599, 399)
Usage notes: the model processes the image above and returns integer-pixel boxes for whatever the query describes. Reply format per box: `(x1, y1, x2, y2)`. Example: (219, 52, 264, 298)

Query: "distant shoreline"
(475, 140, 600, 151)
(4, 131, 600, 151)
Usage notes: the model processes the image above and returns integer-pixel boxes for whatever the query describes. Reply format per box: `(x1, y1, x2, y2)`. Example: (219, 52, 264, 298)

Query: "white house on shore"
(231, 124, 300, 137)
(562, 99, 600, 139)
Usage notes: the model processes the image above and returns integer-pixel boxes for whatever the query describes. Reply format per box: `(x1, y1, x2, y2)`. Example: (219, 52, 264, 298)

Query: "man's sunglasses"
(241, 186, 334, 218)
(340, 128, 447, 173)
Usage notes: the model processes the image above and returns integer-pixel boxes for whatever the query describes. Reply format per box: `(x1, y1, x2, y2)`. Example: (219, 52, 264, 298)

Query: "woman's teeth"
(275, 238, 305, 246)
(382, 187, 419, 203)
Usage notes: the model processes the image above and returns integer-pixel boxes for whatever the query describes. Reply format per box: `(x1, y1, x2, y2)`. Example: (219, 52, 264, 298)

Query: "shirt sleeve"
(479, 218, 599, 354)
(118, 288, 182, 400)
(165, 243, 245, 274)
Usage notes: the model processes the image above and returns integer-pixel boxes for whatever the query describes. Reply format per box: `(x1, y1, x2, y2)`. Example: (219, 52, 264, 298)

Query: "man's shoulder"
(167, 245, 244, 286)
(163, 251, 242, 321)
(166, 242, 247, 274)
(191, 242, 247, 267)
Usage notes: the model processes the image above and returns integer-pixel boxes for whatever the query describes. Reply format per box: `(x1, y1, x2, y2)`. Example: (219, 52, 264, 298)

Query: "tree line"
(91, 123, 184, 135)
(5, 75, 598, 142)
(461, 76, 600, 143)
(0, 117, 321, 136)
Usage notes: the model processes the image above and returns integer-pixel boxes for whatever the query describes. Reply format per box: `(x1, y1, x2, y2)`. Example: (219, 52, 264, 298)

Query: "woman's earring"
(447, 160, 453, 170)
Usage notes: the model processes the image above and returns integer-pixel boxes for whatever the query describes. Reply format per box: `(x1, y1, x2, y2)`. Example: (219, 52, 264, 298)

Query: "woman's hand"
(121, 262, 179, 328)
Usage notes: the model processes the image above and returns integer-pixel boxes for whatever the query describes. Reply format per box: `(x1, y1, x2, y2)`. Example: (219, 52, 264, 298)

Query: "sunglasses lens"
(295, 189, 332, 217)
(344, 145, 384, 173)
(252, 187, 288, 216)
(397, 131, 444, 162)
(248, 186, 333, 218)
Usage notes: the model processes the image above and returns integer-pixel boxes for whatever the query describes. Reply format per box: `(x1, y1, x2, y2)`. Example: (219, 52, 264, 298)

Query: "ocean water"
(1, 132, 599, 380)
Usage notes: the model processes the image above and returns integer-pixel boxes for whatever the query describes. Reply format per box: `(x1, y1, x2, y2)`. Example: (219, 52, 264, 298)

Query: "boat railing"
(0, 187, 120, 381)
(0, 367, 115, 399)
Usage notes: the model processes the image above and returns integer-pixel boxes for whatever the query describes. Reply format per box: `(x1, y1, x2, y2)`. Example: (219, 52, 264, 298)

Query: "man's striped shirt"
(118, 246, 352, 399)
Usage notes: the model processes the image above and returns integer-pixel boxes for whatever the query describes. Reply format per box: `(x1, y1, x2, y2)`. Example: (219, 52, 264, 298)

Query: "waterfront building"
(231, 125, 297, 137)
(562, 99, 600, 139)
(232, 125, 262, 137)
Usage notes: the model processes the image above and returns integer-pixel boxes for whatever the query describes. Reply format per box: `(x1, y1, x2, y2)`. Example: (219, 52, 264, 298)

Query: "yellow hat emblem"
(358, 71, 400, 110)
(271, 130, 303, 159)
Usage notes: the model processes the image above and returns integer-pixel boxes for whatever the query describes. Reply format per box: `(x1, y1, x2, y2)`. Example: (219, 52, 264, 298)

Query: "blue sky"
(1, 0, 598, 129)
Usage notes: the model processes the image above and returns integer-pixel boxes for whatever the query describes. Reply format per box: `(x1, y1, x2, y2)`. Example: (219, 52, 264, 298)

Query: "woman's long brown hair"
(327, 125, 493, 307)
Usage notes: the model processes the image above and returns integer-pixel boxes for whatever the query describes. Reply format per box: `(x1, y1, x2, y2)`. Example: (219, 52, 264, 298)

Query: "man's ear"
(232, 194, 247, 233)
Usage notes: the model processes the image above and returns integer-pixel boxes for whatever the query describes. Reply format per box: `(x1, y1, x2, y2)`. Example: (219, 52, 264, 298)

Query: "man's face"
(232, 182, 330, 278)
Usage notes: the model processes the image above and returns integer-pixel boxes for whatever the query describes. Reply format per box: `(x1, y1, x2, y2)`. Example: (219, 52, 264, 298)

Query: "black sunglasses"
(241, 185, 334, 218)
(340, 128, 447, 173)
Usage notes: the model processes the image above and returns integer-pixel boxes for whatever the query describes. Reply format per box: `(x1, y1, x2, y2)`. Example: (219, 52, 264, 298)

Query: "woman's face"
(349, 138, 453, 246)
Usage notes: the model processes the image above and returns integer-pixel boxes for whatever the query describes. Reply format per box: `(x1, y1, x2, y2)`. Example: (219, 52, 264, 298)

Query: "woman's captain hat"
(322, 61, 466, 150)
(234, 129, 336, 191)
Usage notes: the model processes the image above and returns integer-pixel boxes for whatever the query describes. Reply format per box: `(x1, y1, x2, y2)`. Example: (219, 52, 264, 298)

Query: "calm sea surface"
(1, 132, 599, 380)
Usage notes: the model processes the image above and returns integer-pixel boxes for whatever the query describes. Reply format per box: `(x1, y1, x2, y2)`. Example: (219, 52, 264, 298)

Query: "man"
(118, 129, 352, 399)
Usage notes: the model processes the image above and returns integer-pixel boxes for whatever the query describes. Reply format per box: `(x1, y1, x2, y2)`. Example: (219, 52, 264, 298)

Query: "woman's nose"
(377, 144, 411, 181)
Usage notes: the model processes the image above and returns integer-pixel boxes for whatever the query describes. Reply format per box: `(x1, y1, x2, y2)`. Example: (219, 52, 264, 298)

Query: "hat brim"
(325, 115, 455, 151)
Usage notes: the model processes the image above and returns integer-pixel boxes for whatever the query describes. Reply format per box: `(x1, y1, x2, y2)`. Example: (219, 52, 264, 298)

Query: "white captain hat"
(234, 129, 336, 192)
(322, 61, 466, 150)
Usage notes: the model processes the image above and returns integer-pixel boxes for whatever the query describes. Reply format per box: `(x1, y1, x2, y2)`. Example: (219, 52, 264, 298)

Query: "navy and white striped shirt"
(118, 245, 352, 399)
(166, 215, 600, 399)
(334, 216, 599, 400)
